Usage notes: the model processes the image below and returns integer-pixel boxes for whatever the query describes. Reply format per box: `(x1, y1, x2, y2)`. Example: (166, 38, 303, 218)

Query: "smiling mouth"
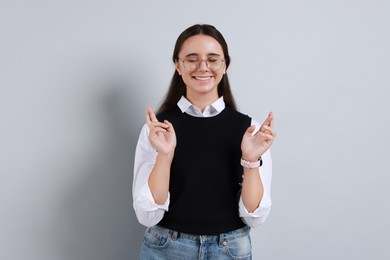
(193, 76, 212, 81)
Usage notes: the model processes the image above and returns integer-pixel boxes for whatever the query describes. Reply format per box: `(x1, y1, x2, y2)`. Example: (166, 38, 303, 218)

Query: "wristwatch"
(240, 157, 262, 169)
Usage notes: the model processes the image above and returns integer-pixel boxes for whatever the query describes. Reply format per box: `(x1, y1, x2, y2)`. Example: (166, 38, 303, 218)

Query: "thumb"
(164, 120, 175, 133)
(245, 125, 256, 135)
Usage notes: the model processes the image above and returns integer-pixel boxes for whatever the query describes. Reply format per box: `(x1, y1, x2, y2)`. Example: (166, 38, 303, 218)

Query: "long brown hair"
(157, 24, 237, 114)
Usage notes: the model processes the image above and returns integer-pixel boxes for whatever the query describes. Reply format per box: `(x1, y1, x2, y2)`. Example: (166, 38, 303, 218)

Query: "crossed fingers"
(146, 106, 167, 133)
(146, 106, 173, 135)
(258, 112, 276, 142)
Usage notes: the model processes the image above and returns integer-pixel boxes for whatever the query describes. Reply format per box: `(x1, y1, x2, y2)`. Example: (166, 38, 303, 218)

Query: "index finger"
(268, 112, 274, 128)
(260, 112, 274, 131)
(146, 106, 159, 126)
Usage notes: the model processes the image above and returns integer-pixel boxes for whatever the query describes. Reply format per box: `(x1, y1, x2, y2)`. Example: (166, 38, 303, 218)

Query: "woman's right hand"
(146, 106, 176, 156)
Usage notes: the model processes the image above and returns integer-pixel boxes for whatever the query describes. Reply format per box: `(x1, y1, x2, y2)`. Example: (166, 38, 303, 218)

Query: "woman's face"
(176, 34, 226, 99)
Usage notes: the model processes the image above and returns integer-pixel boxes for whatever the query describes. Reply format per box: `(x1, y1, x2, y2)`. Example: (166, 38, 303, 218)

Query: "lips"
(193, 76, 212, 81)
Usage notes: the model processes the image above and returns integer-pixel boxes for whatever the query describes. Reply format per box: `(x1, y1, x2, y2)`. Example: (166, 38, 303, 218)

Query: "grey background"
(1, 1, 389, 259)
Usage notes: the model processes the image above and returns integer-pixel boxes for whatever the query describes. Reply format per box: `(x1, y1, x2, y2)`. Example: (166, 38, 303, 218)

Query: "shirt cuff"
(137, 182, 170, 212)
(239, 192, 272, 217)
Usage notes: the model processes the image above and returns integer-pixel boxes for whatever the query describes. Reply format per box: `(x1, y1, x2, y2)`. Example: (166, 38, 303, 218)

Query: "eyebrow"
(184, 53, 222, 57)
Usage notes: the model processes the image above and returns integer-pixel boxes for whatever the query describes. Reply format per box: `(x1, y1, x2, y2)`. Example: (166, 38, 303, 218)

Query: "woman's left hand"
(241, 112, 276, 162)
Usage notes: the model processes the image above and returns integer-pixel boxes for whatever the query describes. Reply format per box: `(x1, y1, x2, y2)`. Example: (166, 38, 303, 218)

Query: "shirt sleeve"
(132, 123, 170, 227)
(239, 119, 273, 228)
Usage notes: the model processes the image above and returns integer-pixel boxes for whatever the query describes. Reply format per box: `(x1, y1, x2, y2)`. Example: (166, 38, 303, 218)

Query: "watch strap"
(240, 157, 262, 169)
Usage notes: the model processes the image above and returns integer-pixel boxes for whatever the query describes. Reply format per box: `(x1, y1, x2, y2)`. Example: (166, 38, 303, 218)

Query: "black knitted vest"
(157, 106, 251, 235)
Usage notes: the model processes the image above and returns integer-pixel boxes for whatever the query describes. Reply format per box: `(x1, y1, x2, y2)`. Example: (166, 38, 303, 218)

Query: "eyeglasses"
(178, 57, 225, 72)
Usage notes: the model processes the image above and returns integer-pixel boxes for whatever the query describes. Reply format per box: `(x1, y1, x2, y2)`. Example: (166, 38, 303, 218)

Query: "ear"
(175, 61, 182, 75)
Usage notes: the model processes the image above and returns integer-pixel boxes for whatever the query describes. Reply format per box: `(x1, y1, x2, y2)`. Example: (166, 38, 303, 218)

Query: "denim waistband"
(153, 225, 250, 244)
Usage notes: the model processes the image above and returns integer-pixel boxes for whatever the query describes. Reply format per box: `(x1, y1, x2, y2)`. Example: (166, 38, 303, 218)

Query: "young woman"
(133, 24, 276, 260)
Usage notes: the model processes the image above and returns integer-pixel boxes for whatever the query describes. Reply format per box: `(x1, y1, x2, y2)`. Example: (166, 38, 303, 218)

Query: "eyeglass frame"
(177, 56, 225, 72)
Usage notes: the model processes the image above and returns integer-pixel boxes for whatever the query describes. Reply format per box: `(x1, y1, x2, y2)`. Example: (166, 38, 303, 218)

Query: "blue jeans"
(140, 225, 252, 260)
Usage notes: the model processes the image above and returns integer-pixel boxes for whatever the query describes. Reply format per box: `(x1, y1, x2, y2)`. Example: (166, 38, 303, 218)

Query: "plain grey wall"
(1, 1, 389, 259)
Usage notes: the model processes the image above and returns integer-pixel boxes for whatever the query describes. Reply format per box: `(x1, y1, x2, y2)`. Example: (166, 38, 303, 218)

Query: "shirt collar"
(177, 96, 225, 117)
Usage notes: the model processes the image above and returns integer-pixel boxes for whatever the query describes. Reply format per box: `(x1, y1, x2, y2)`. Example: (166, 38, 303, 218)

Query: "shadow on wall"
(57, 62, 147, 260)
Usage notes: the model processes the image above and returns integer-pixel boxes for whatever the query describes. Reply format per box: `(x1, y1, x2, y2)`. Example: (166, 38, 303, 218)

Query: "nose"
(198, 60, 209, 71)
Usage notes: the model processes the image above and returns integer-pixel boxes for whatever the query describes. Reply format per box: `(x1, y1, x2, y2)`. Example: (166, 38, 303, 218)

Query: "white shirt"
(132, 96, 272, 228)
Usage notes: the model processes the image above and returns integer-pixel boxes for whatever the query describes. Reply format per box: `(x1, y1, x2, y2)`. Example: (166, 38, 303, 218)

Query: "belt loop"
(219, 233, 225, 247)
(169, 230, 178, 240)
